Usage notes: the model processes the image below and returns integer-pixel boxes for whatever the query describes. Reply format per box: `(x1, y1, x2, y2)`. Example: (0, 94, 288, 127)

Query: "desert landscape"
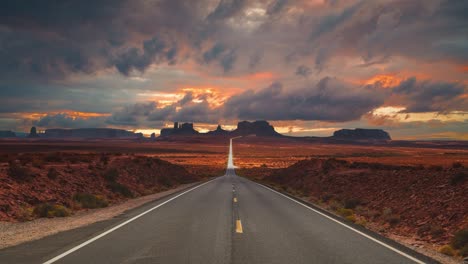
(0, 131, 467, 262)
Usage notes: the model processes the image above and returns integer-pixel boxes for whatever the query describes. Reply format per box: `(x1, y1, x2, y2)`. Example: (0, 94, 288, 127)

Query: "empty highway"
(0, 138, 436, 264)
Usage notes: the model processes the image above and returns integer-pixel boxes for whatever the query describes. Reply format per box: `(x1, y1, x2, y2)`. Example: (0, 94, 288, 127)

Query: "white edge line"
(43, 178, 217, 264)
(255, 183, 426, 264)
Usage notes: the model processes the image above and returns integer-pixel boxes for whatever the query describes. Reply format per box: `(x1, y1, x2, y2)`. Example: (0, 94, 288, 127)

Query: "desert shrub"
(344, 198, 361, 209)
(452, 162, 463, 168)
(429, 165, 443, 171)
(386, 214, 401, 225)
(382, 207, 400, 225)
(16, 207, 34, 221)
(459, 245, 468, 257)
(451, 229, 468, 250)
(47, 167, 60, 179)
(33, 203, 70, 218)
(356, 218, 367, 227)
(451, 171, 467, 185)
(104, 168, 119, 182)
(100, 154, 109, 165)
(345, 214, 356, 223)
(108, 182, 133, 197)
(320, 194, 334, 202)
(337, 208, 354, 218)
(44, 152, 63, 162)
(31, 157, 45, 168)
(439, 245, 455, 256)
(430, 225, 445, 238)
(73, 193, 108, 209)
(8, 161, 34, 181)
(329, 200, 343, 211)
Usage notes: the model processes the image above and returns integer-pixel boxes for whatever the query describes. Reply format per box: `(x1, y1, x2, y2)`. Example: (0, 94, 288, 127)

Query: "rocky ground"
(0, 152, 221, 222)
(238, 158, 468, 263)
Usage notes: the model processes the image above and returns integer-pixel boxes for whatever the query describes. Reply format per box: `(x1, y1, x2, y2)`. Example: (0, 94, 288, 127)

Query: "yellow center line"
(233, 197, 237, 203)
(236, 220, 243, 233)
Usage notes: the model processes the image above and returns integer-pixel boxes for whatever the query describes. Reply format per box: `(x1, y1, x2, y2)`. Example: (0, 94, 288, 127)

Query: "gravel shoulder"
(0, 182, 198, 249)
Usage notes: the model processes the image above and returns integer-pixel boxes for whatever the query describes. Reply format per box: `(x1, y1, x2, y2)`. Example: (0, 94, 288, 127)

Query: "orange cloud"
(14, 111, 110, 120)
(364, 74, 403, 88)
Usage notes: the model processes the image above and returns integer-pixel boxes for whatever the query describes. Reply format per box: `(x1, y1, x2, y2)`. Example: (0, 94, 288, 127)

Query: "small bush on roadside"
(8, 161, 34, 181)
(47, 167, 60, 179)
(386, 214, 401, 225)
(344, 198, 361, 209)
(73, 193, 108, 209)
(460, 245, 468, 257)
(336, 208, 354, 218)
(450, 171, 467, 185)
(382, 207, 400, 225)
(452, 162, 463, 169)
(439, 245, 455, 256)
(108, 182, 133, 197)
(320, 194, 334, 202)
(451, 229, 468, 252)
(16, 206, 34, 221)
(356, 218, 367, 227)
(33, 203, 71, 218)
(345, 214, 356, 223)
(430, 225, 445, 238)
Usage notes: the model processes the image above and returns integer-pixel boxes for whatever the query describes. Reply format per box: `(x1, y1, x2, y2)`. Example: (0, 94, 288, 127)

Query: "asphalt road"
(0, 139, 437, 264)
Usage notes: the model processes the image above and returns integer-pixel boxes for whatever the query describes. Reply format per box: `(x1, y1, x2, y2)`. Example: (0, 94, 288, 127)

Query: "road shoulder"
(0, 182, 202, 250)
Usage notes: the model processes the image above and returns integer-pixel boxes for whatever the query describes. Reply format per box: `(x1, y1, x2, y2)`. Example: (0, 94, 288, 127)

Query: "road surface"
(0, 138, 437, 264)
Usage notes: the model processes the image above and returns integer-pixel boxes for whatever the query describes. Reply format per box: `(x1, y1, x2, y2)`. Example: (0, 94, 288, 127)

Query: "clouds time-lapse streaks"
(0, 0, 467, 139)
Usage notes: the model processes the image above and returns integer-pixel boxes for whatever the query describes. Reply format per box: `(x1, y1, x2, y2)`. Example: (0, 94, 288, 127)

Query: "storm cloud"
(0, 0, 466, 139)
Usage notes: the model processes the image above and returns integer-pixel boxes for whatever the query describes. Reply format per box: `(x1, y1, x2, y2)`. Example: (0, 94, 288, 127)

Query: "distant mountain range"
(158, 120, 391, 141)
(0, 121, 392, 141)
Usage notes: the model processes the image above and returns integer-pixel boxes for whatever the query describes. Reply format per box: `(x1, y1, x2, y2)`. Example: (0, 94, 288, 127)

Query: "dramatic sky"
(0, 0, 467, 139)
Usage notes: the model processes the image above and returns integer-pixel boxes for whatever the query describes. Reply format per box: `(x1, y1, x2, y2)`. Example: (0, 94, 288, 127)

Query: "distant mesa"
(230, 120, 282, 137)
(44, 128, 142, 139)
(206, 125, 229, 136)
(160, 122, 199, 137)
(0, 130, 16, 138)
(28, 126, 39, 138)
(331, 128, 391, 141)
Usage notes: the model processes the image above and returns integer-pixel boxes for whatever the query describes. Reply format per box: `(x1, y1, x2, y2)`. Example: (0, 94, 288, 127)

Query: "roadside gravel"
(0, 182, 198, 249)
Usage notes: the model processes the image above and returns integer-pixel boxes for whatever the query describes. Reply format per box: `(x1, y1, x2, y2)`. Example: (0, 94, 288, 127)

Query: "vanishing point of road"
(0, 138, 438, 264)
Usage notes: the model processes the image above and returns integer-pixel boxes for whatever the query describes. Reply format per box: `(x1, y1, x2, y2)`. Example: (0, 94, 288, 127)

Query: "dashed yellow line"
(236, 220, 243, 233)
(233, 197, 237, 203)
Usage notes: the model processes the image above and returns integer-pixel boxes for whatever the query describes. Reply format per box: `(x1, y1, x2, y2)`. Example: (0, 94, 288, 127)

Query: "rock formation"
(206, 125, 229, 136)
(0, 130, 16, 138)
(230, 120, 281, 137)
(44, 128, 141, 139)
(332, 128, 391, 140)
(160, 122, 199, 137)
(28, 126, 39, 138)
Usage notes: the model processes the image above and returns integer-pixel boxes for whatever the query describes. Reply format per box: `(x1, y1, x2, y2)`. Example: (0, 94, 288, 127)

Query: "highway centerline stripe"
(255, 182, 426, 264)
(42, 178, 218, 264)
(236, 220, 243, 233)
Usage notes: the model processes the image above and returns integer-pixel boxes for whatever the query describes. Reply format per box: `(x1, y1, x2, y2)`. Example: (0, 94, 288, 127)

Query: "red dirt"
(0, 152, 206, 222)
(239, 158, 468, 249)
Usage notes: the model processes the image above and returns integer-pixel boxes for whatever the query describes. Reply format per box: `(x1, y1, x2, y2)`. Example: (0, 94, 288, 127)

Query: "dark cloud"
(224, 78, 386, 122)
(206, 0, 247, 21)
(107, 102, 157, 126)
(202, 43, 237, 72)
(33, 113, 107, 129)
(391, 78, 467, 113)
(114, 37, 177, 76)
(295, 65, 311, 77)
